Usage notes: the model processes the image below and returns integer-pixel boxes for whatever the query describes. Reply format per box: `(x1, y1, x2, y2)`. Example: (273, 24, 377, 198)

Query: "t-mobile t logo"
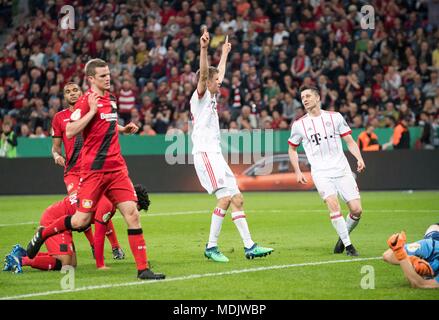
(310, 133, 322, 146)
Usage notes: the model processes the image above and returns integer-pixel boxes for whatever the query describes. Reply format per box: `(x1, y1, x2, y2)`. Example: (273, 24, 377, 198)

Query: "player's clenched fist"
(54, 155, 65, 167)
(200, 26, 210, 49)
(387, 231, 407, 260)
(122, 122, 139, 134)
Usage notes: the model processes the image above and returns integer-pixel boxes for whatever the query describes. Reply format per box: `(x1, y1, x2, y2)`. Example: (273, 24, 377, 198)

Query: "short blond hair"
(196, 66, 219, 81)
(84, 59, 108, 77)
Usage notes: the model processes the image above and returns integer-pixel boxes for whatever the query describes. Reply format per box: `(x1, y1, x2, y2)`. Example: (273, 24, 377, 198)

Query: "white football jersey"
(288, 110, 352, 178)
(190, 89, 221, 154)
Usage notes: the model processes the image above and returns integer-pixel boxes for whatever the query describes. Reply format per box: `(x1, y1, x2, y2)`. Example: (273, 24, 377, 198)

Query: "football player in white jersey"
(288, 85, 366, 256)
(190, 27, 273, 262)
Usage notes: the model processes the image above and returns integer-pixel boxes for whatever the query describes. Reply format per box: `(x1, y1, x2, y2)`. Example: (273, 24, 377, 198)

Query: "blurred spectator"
(290, 47, 311, 80)
(229, 75, 247, 120)
(0, 121, 17, 158)
(236, 105, 257, 130)
(282, 92, 302, 122)
(422, 71, 439, 99)
(20, 123, 31, 137)
(140, 124, 157, 136)
(118, 80, 136, 125)
(357, 125, 381, 151)
(392, 116, 411, 149)
(418, 112, 435, 150)
(29, 126, 46, 138)
(153, 111, 170, 134)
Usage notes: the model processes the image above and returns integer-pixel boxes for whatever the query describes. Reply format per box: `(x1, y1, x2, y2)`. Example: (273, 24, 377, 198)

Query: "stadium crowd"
(0, 0, 438, 147)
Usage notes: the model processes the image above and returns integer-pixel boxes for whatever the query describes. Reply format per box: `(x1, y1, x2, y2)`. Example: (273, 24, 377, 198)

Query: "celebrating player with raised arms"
(288, 85, 366, 256)
(190, 27, 273, 262)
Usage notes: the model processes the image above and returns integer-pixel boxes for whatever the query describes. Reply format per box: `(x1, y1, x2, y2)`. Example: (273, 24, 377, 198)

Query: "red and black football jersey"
(52, 108, 83, 175)
(70, 89, 126, 173)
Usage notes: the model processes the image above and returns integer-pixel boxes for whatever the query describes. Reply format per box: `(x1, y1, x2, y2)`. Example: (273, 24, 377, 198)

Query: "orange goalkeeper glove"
(387, 231, 407, 260)
(408, 256, 434, 277)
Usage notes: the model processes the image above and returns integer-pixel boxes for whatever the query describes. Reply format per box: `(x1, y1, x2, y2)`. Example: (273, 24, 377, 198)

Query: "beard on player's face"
(66, 97, 78, 106)
(64, 92, 81, 106)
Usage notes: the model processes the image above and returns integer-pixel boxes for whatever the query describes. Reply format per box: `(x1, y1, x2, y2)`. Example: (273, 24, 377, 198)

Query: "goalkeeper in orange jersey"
(382, 224, 439, 289)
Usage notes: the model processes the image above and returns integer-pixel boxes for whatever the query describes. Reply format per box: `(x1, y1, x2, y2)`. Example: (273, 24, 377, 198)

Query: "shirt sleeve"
(69, 94, 90, 122)
(404, 240, 431, 259)
(288, 121, 302, 147)
(337, 113, 352, 137)
(51, 114, 62, 138)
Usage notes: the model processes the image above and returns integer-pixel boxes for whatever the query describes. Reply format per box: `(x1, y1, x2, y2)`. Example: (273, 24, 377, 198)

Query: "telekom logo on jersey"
(100, 113, 118, 121)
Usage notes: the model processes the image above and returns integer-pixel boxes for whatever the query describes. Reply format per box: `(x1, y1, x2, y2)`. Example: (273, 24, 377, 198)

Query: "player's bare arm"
(217, 35, 231, 83)
(288, 144, 308, 184)
(399, 259, 439, 288)
(51, 137, 65, 167)
(342, 134, 366, 173)
(197, 26, 210, 96)
(66, 92, 99, 139)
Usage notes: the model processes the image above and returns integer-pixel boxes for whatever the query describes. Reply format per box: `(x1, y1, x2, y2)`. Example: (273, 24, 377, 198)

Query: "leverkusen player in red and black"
(4, 185, 151, 273)
(26, 59, 165, 280)
(51, 82, 126, 260)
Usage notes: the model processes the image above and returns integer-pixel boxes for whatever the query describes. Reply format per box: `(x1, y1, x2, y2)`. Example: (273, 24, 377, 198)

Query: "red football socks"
(106, 220, 120, 249)
(22, 253, 62, 270)
(41, 216, 71, 240)
(83, 226, 94, 247)
(127, 229, 149, 271)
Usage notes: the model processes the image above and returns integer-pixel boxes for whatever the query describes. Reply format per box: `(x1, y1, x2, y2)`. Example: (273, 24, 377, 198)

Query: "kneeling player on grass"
(3, 185, 151, 274)
(25, 59, 164, 280)
(383, 225, 439, 289)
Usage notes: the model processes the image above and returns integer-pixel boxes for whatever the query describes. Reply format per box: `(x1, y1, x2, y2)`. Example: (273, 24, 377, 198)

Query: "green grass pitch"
(0, 191, 438, 300)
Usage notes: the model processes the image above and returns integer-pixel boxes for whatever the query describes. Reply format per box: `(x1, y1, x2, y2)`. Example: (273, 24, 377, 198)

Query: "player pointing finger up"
(222, 35, 231, 55)
(200, 25, 210, 49)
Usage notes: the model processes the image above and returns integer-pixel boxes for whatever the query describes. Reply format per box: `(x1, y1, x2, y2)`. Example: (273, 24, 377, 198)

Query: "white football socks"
(232, 211, 255, 249)
(346, 213, 360, 233)
(330, 212, 351, 247)
(207, 207, 226, 249)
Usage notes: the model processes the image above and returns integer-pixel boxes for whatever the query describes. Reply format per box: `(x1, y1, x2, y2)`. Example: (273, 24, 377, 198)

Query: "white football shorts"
(313, 173, 360, 203)
(193, 152, 240, 199)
